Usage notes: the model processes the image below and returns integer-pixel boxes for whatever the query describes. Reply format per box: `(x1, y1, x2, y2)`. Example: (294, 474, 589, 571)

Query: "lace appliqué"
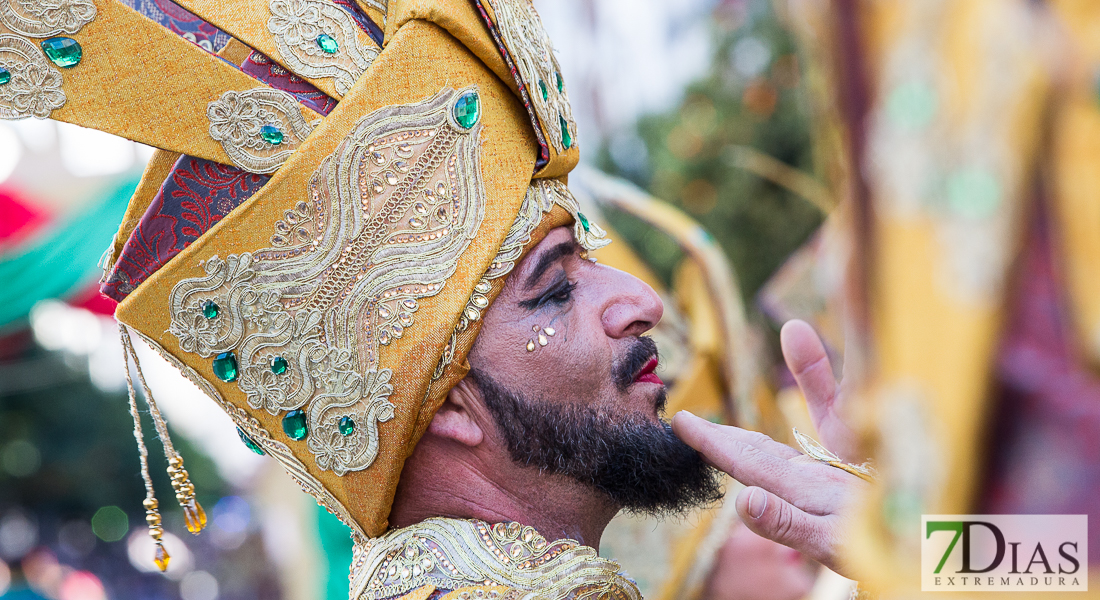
(206, 88, 317, 174)
(0, 35, 65, 119)
(484, 0, 576, 154)
(0, 0, 96, 37)
(132, 330, 369, 544)
(0, 0, 97, 120)
(171, 87, 487, 475)
(267, 0, 378, 97)
(352, 518, 641, 600)
(432, 179, 608, 379)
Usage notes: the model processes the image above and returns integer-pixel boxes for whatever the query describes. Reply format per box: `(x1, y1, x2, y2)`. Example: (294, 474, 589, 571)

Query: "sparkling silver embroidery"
(267, 0, 378, 96)
(173, 87, 487, 475)
(485, 0, 576, 154)
(351, 518, 641, 600)
(206, 87, 317, 174)
(0, 35, 65, 119)
(0, 0, 96, 37)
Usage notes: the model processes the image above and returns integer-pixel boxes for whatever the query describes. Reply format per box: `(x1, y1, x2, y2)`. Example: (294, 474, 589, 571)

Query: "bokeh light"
(90, 506, 128, 543)
(179, 570, 218, 600)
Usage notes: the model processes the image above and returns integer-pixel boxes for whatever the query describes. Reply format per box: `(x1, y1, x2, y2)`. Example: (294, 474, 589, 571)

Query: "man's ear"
(427, 377, 485, 447)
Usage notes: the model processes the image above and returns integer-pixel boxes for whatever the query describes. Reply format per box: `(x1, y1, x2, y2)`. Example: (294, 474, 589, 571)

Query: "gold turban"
(3, 0, 607, 546)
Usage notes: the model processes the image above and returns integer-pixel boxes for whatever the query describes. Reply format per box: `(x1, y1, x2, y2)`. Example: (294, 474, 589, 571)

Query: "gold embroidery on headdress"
(484, 0, 577, 153)
(0, 35, 65, 119)
(266, 0, 379, 96)
(171, 87, 487, 475)
(352, 518, 641, 600)
(206, 88, 318, 174)
(0, 0, 96, 37)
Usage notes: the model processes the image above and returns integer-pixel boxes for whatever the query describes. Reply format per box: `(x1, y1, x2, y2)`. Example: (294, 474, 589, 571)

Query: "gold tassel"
(121, 326, 171, 572)
(119, 327, 208, 534)
(120, 327, 208, 539)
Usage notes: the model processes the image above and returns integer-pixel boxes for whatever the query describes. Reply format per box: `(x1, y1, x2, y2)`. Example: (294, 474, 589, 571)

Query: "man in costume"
(1, 0, 868, 597)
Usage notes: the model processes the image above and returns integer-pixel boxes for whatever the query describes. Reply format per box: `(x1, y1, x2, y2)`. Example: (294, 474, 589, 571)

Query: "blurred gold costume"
(777, 0, 1100, 593)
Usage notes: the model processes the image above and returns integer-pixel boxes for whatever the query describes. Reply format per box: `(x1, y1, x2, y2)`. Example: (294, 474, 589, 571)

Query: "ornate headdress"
(3, 0, 608, 568)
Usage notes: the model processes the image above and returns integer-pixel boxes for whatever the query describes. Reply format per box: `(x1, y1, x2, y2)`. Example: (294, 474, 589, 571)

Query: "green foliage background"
(598, 0, 822, 303)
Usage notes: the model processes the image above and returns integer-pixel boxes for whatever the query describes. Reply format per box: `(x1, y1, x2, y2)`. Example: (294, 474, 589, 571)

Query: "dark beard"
(469, 369, 723, 517)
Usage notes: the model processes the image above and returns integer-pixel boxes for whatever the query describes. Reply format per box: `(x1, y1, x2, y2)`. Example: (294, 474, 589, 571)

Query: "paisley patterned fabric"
(102, 156, 270, 300)
(242, 51, 339, 116)
(121, 0, 231, 52)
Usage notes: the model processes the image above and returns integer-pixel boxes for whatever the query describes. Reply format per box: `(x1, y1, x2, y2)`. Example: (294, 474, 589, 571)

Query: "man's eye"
(547, 281, 576, 305)
(520, 280, 576, 310)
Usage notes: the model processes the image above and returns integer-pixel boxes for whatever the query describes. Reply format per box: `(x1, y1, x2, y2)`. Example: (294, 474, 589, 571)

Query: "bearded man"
(22, 0, 866, 597)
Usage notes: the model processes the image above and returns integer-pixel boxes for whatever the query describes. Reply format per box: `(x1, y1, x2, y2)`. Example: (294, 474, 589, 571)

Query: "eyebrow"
(523, 241, 577, 290)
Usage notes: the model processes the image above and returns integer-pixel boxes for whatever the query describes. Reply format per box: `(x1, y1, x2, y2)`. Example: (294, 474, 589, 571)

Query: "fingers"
(736, 486, 839, 570)
(672, 411, 800, 460)
(779, 320, 838, 424)
(672, 412, 807, 500)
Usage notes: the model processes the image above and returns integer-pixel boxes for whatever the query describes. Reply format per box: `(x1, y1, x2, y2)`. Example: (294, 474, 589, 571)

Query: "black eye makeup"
(519, 274, 576, 311)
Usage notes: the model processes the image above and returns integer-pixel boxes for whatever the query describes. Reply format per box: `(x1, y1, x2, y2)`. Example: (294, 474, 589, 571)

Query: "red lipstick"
(634, 357, 662, 385)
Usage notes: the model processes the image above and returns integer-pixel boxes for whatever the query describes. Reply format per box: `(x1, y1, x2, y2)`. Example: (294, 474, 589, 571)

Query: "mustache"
(612, 336, 659, 392)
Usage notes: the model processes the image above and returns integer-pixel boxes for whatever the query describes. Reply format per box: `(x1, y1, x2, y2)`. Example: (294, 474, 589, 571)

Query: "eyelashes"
(519, 278, 576, 311)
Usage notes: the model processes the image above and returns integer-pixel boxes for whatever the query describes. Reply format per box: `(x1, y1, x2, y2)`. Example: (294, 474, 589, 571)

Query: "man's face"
(466, 226, 722, 515)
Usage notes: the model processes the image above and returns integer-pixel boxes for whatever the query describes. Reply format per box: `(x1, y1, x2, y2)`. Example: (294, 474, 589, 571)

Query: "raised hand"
(671, 319, 868, 578)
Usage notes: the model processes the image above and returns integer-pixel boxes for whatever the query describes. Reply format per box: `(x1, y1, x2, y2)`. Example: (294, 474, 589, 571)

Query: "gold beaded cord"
(119, 325, 208, 572)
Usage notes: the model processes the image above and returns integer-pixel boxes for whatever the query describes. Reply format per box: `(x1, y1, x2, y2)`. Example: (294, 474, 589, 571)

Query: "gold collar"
(350, 518, 641, 599)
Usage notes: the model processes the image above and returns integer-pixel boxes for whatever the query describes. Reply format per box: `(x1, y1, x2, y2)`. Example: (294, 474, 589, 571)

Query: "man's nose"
(599, 266, 664, 339)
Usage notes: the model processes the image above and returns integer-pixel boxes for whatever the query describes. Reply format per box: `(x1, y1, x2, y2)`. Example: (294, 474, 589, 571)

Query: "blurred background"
(2, 0, 1099, 599)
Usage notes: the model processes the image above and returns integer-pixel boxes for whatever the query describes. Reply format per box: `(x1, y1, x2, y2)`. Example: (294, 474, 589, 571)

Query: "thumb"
(735, 486, 838, 569)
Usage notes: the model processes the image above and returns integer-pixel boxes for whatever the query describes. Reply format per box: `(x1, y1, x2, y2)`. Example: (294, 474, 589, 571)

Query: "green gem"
(0, 68, 10, 86)
(282, 409, 307, 441)
(559, 114, 573, 149)
(577, 211, 590, 233)
(555, 72, 564, 93)
(260, 124, 284, 145)
(316, 33, 339, 54)
(212, 352, 238, 382)
(202, 300, 219, 319)
(452, 91, 480, 129)
(237, 428, 265, 455)
(538, 79, 548, 101)
(339, 416, 355, 436)
(41, 37, 82, 68)
(270, 356, 288, 375)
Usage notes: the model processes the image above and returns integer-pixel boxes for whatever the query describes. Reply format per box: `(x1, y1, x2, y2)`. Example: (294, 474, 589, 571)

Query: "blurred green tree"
(599, 0, 823, 301)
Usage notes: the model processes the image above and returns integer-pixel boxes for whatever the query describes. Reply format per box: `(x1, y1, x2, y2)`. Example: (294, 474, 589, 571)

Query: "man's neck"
(389, 435, 619, 549)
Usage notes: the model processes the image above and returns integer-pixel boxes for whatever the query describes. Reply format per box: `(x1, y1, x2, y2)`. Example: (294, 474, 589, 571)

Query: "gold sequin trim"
(484, 0, 576, 153)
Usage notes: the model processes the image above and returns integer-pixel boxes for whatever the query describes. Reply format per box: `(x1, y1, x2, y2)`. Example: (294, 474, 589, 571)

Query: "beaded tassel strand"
(120, 328, 208, 539)
(120, 326, 171, 571)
